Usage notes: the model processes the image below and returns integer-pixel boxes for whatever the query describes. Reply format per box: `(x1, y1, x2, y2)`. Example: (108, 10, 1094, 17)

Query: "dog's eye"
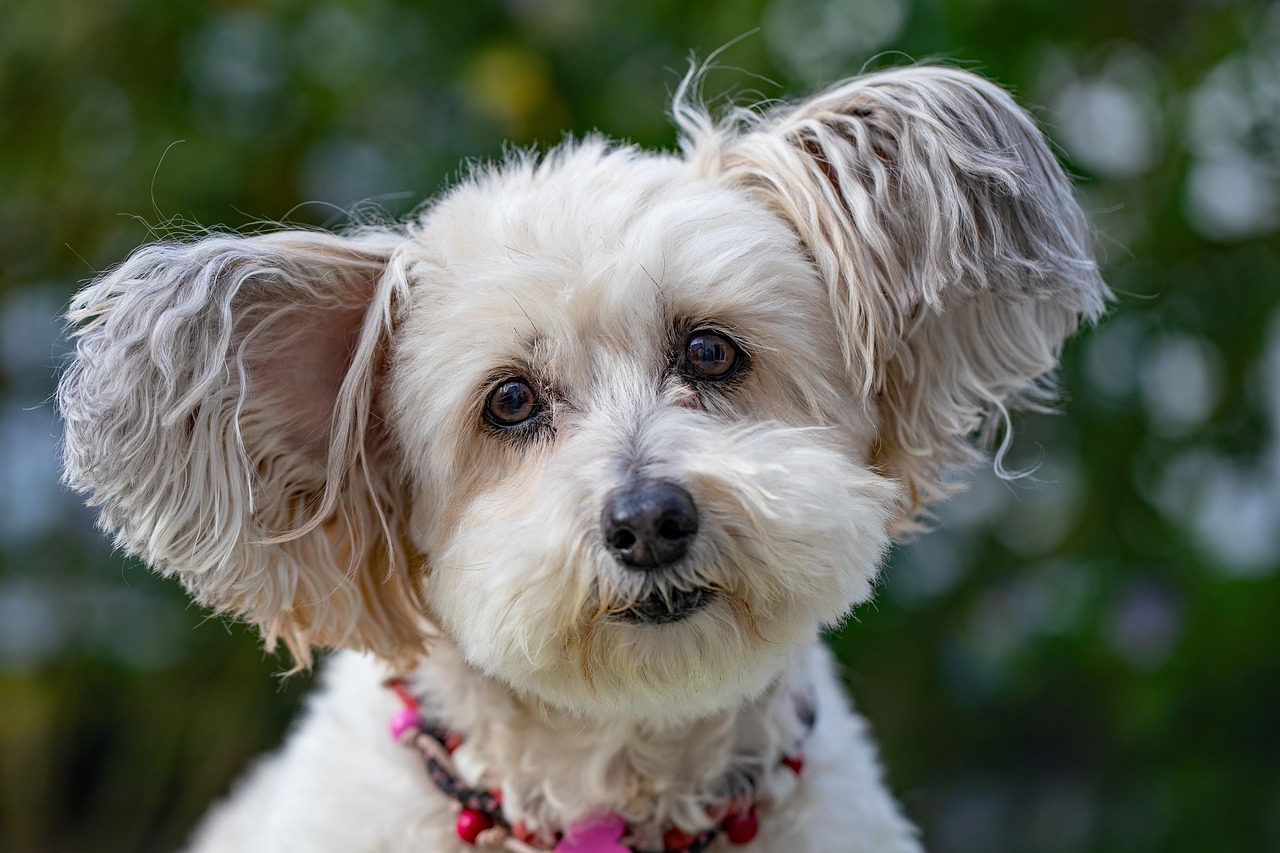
(684, 331, 741, 380)
(485, 379, 539, 426)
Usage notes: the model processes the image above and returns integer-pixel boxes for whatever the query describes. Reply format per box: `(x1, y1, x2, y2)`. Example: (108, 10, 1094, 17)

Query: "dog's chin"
(495, 594, 802, 722)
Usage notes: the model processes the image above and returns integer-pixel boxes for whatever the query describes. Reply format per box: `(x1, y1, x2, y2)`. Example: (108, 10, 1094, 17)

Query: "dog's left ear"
(679, 66, 1110, 515)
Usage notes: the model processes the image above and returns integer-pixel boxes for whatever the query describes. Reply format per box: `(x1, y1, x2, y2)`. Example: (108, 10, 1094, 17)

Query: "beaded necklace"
(385, 678, 813, 852)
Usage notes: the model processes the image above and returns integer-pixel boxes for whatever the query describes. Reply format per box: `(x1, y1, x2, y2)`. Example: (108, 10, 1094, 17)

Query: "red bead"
(455, 809, 493, 845)
(512, 821, 539, 844)
(663, 826, 699, 850)
(781, 751, 805, 775)
(724, 809, 759, 845)
(445, 732, 465, 754)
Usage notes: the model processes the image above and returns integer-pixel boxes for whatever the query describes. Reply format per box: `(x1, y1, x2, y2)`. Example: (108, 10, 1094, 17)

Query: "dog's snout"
(602, 480, 699, 569)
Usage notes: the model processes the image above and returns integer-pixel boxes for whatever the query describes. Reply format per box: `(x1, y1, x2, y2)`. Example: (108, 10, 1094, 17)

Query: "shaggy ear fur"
(677, 66, 1109, 515)
(58, 230, 427, 666)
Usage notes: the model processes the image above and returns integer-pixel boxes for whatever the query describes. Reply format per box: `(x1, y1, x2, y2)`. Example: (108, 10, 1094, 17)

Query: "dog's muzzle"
(602, 479, 714, 624)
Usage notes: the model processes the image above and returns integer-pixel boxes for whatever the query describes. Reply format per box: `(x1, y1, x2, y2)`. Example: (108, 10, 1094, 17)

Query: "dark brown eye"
(485, 378, 539, 426)
(685, 331, 741, 380)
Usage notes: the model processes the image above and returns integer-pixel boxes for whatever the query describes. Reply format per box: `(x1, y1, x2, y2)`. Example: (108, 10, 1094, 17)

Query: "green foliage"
(2, 1, 1277, 851)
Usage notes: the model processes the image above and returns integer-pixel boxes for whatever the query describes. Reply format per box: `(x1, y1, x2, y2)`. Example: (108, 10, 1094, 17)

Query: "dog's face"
(58, 67, 1107, 722)
(391, 146, 895, 717)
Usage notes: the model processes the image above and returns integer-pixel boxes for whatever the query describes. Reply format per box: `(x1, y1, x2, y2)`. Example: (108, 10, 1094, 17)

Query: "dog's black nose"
(602, 480, 699, 569)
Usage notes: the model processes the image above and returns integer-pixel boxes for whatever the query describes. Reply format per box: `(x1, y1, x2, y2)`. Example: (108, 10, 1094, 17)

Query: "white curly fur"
(58, 65, 1107, 852)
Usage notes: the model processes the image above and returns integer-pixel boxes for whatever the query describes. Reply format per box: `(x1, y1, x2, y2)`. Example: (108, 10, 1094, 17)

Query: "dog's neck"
(404, 642, 811, 847)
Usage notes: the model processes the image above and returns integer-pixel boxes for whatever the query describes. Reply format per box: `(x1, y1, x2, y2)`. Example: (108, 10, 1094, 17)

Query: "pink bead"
(388, 707, 420, 740)
(456, 808, 494, 845)
(554, 813, 629, 852)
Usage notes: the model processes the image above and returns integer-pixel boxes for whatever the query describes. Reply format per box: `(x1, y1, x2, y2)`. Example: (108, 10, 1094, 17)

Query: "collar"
(385, 678, 815, 852)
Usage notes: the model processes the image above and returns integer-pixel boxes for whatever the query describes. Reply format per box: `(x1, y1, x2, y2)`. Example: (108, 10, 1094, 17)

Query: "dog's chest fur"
(187, 643, 920, 853)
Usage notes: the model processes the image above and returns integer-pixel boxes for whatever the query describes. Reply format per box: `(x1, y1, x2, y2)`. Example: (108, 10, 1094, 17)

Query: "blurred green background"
(3, 0, 1278, 851)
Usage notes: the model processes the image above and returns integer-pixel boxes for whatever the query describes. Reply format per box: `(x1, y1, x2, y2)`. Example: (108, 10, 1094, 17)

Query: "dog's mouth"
(614, 586, 715, 625)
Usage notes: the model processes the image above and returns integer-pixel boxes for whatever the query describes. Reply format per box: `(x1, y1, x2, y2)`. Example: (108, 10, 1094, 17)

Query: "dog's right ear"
(58, 230, 429, 667)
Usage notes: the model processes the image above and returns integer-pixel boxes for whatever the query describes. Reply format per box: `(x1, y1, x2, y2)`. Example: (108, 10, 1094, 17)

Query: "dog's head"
(59, 67, 1106, 721)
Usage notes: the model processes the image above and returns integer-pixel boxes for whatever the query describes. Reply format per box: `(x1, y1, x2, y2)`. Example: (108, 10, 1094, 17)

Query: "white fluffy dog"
(58, 66, 1106, 852)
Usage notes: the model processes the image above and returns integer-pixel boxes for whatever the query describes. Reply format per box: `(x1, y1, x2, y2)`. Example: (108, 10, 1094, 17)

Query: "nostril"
(609, 528, 637, 550)
(658, 518, 688, 541)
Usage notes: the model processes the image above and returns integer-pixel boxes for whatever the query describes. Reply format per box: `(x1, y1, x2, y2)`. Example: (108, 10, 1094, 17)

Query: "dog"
(58, 65, 1107, 852)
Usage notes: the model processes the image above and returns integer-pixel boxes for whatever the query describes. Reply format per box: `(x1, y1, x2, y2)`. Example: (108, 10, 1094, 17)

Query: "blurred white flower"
(763, 0, 908, 84)
(1138, 333, 1222, 438)
(1042, 45, 1163, 180)
(1183, 15, 1280, 240)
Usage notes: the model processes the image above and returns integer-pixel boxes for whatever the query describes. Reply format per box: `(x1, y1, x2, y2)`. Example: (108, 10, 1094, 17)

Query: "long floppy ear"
(58, 229, 428, 666)
(678, 66, 1109, 515)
